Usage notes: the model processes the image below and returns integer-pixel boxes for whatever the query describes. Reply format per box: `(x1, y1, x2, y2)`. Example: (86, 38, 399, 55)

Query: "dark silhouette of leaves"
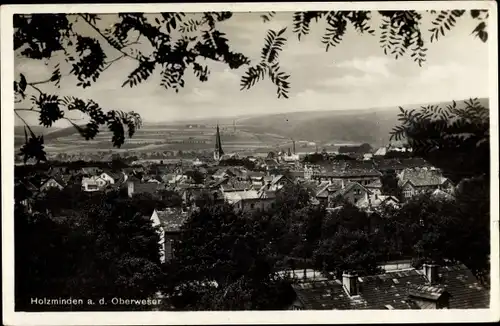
(261, 11, 276, 23)
(33, 94, 64, 128)
(292, 11, 326, 41)
(70, 36, 107, 88)
(429, 10, 465, 43)
(322, 12, 347, 51)
(122, 60, 156, 87)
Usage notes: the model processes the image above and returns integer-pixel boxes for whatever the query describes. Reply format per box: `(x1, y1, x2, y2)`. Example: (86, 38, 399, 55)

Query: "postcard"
(2, 1, 498, 325)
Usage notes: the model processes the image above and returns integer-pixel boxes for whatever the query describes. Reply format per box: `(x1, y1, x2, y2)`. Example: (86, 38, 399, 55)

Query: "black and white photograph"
(2, 1, 499, 325)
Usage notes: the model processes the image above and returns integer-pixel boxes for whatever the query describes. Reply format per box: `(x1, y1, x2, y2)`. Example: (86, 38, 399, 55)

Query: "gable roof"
(155, 209, 190, 232)
(336, 182, 369, 197)
(223, 190, 263, 204)
(315, 180, 344, 198)
(292, 264, 489, 310)
(356, 195, 400, 210)
(40, 176, 66, 188)
(398, 169, 450, 188)
(431, 189, 455, 201)
(101, 170, 123, 181)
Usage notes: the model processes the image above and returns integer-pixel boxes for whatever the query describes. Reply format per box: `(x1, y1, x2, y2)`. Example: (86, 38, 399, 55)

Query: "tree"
(313, 226, 382, 278)
(185, 169, 205, 184)
(274, 183, 312, 214)
(15, 190, 165, 311)
(380, 169, 402, 199)
(14, 10, 489, 163)
(163, 203, 293, 310)
(390, 98, 489, 182)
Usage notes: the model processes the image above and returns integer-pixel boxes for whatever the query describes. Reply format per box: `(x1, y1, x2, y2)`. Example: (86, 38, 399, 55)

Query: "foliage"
(380, 170, 403, 199)
(313, 226, 382, 278)
(390, 98, 489, 181)
(378, 189, 489, 282)
(184, 169, 206, 184)
(15, 190, 165, 311)
(163, 204, 293, 310)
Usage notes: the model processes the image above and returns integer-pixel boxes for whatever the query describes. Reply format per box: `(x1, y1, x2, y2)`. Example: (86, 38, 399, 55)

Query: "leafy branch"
(241, 28, 290, 98)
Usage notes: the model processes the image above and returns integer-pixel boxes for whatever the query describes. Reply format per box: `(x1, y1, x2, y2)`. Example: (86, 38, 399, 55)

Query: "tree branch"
(102, 54, 126, 72)
(14, 110, 35, 136)
(28, 83, 43, 95)
(78, 14, 141, 62)
(15, 108, 86, 127)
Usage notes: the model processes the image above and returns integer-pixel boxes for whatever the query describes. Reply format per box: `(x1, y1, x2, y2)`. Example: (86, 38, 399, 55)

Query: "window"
(404, 189, 413, 198)
(250, 203, 255, 209)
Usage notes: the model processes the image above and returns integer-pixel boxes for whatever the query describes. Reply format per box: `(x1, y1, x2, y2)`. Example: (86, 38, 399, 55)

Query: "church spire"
(214, 123, 224, 161)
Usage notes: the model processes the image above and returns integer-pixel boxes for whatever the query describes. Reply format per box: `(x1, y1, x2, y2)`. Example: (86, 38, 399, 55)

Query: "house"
(150, 208, 190, 263)
(127, 178, 161, 197)
(223, 189, 276, 212)
(365, 179, 383, 196)
(356, 192, 400, 212)
(39, 177, 66, 191)
(398, 168, 454, 200)
(248, 171, 266, 186)
(329, 181, 371, 207)
(304, 165, 315, 180)
(315, 180, 343, 206)
(290, 263, 489, 310)
(100, 171, 126, 185)
(431, 189, 456, 201)
(260, 175, 293, 192)
(81, 176, 107, 192)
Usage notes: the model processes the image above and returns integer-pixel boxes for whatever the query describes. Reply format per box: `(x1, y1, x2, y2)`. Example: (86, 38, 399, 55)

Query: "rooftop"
(155, 209, 190, 232)
(292, 264, 489, 310)
(398, 169, 449, 187)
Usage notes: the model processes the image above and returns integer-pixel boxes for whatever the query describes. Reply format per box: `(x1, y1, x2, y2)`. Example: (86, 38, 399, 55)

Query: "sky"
(14, 11, 490, 127)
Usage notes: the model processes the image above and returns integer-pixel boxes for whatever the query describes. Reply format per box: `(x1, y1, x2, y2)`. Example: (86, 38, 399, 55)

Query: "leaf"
(470, 10, 480, 19)
(122, 60, 156, 88)
(19, 74, 27, 92)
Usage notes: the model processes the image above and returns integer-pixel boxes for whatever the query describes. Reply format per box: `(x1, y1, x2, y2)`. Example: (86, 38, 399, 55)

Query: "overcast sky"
(15, 11, 490, 126)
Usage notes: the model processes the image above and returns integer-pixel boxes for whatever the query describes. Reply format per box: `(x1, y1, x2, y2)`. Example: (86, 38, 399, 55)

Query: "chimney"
(342, 271, 358, 296)
(423, 263, 439, 284)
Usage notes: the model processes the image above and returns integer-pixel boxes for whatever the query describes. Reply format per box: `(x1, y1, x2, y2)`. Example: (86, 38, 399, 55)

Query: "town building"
(213, 123, 224, 161)
(290, 263, 489, 310)
(398, 168, 454, 200)
(150, 208, 190, 263)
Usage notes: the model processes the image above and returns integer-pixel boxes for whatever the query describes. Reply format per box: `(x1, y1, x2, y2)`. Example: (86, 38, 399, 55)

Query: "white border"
(2, 2, 499, 325)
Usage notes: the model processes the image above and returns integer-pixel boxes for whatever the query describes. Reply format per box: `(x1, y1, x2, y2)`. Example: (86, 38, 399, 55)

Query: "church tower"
(214, 123, 224, 161)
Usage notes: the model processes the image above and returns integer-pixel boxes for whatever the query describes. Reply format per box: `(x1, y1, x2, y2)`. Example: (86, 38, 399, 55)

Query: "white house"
(81, 176, 107, 192)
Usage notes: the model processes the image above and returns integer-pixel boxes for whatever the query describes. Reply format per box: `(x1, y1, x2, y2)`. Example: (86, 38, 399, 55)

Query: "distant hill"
(13, 98, 489, 151)
(237, 98, 489, 147)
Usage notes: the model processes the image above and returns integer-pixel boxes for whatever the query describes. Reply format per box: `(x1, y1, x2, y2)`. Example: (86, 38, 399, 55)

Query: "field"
(13, 98, 489, 154)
